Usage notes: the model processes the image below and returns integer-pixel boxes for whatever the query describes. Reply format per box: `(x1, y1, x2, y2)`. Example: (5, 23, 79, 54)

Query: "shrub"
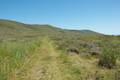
(98, 46, 117, 69)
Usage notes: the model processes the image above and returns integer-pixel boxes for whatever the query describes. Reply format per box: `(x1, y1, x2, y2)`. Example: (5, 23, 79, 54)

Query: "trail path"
(16, 40, 63, 80)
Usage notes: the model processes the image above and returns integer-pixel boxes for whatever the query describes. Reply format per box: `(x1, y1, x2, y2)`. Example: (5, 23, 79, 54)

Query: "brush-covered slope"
(0, 19, 62, 40)
(0, 19, 102, 40)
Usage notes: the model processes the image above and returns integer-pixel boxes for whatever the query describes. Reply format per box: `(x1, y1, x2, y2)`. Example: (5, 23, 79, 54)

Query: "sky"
(0, 0, 120, 35)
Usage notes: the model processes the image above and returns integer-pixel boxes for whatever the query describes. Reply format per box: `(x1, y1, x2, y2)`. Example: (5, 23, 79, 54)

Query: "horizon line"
(0, 18, 119, 36)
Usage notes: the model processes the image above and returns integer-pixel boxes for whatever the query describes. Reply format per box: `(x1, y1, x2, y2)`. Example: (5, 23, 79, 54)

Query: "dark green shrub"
(98, 46, 117, 69)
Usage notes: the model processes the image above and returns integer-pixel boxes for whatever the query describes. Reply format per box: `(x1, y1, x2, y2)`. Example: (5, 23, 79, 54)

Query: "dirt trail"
(16, 40, 63, 80)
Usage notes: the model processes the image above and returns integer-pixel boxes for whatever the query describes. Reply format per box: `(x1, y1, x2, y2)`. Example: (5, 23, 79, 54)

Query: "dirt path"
(16, 40, 63, 80)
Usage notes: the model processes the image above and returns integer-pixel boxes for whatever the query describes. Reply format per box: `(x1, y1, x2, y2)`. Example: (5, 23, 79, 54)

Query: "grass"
(0, 37, 120, 80)
(0, 39, 41, 80)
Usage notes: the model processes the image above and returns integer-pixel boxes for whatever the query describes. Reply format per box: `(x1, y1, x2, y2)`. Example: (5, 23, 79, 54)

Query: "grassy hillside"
(0, 19, 102, 40)
(0, 19, 120, 80)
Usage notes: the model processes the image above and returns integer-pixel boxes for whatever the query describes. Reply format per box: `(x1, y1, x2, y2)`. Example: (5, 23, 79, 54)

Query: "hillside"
(0, 19, 120, 80)
(0, 19, 102, 40)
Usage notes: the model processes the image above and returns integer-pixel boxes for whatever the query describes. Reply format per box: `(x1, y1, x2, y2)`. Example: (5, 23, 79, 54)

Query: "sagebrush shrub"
(98, 46, 117, 69)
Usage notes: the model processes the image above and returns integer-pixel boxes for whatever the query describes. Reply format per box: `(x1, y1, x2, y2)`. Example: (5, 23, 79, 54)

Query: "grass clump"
(0, 39, 41, 80)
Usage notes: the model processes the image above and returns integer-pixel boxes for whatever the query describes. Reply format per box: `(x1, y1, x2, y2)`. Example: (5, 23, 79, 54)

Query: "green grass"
(0, 37, 120, 80)
(0, 39, 42, 80)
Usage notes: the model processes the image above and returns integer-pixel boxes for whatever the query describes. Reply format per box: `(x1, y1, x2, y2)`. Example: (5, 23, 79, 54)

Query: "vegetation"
(0, 19, 120, 80)
(98, 45, 118, 69)
(0, 39, 41, 80)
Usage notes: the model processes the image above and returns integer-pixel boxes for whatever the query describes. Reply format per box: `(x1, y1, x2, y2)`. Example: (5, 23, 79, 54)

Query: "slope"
(0, 19, 102, 41)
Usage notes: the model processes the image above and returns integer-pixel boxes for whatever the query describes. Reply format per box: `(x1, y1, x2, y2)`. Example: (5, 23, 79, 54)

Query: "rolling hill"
(0, 19, 102, 40)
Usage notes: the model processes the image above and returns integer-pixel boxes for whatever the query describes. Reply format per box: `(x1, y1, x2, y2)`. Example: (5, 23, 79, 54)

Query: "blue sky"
(0, 0, 120, 35)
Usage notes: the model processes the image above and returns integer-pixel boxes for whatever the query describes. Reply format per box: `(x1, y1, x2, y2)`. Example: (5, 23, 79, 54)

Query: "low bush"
(98, 46, 118, 69)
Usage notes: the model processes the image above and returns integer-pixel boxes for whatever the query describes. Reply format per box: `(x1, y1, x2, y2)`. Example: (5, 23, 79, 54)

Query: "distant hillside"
(0, 19, 102, 40)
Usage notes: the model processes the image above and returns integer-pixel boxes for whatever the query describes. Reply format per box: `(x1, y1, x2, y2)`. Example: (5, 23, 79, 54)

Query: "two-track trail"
(16, 39, 64, 80)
